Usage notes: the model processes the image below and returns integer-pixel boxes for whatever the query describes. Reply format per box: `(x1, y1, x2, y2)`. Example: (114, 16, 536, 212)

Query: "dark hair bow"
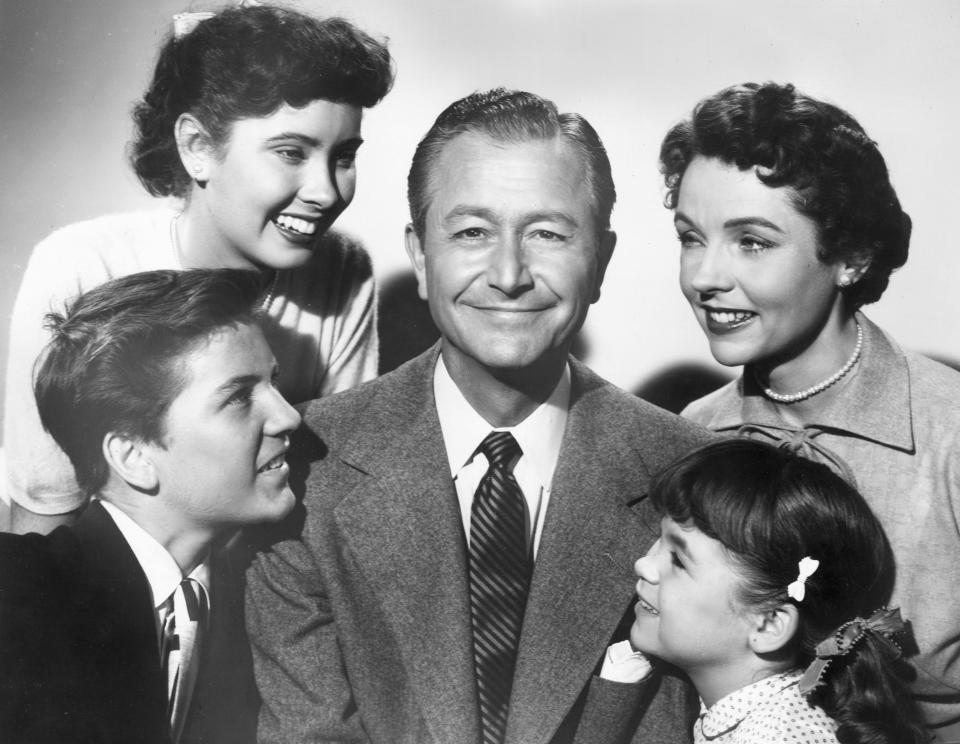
(798, 607, 906, 695)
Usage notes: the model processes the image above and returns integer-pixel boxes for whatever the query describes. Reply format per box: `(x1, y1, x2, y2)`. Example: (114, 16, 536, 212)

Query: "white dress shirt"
(433, 356, 570, 558)
(98, 500, 211, 649)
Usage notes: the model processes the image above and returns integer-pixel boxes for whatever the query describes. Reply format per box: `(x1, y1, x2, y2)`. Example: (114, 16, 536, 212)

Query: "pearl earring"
(838, 275, 852, 287)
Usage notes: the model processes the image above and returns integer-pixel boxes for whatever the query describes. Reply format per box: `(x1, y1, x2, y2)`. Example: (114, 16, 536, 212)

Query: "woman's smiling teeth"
(274, 214, 318, 235)
(705, 308, 755, 327)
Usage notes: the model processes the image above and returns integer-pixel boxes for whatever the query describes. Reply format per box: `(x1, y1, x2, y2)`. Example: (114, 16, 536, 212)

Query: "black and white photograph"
(0, 1, 957, 742)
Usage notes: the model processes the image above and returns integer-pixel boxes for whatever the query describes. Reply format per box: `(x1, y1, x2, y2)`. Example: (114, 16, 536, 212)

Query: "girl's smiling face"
(631, 517, 756, 680)
(187, 99, 363, 270)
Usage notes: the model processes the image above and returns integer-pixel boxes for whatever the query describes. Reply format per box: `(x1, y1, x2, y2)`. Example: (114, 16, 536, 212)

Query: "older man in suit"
(246, 88, 712, 744)
(0, 270, 301, 744)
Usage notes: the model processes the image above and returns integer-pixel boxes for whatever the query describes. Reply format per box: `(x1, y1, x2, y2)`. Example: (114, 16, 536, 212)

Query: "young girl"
(627, 439, 927, 743)
(4, 4, 393, 533)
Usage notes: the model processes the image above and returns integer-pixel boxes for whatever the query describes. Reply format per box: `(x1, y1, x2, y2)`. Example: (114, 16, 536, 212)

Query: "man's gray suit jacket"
(246, 345, 713, 744)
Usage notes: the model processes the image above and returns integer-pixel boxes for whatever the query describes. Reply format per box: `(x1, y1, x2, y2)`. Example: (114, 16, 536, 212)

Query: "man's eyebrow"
(442, 207, 579, 227)
(526, 210, 579, 228)
(443, 206, 500, 223)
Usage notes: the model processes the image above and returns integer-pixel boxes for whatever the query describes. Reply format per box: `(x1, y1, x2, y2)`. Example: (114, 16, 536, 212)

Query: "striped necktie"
(468, 431, 532, 744)
(160, 578, 208, 744)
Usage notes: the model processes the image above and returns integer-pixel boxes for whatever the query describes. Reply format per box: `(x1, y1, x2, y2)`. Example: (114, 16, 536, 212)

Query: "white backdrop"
(2, 0, 958, 432)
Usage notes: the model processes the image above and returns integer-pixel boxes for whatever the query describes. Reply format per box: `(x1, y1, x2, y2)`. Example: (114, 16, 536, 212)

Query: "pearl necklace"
(755, 321, 863, 404)
(169, 213, 279, 310)
(261, 271, 279, 310)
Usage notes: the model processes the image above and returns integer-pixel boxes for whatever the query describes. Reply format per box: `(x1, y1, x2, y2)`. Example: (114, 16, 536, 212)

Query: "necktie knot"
(478, 430, 521, 469)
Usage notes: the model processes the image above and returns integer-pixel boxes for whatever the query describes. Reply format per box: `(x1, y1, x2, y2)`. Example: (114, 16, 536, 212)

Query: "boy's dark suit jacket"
(247, 345, 713, 744)
(0, 500, 259, 744)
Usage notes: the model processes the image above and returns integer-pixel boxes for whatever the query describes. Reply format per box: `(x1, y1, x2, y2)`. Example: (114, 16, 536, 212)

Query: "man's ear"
(591, 230, 616, 303)
(103, 432, 159, 493)
(404, 224, 429, 301)
(749, 603, 800, 655)
(174, 113, 215, 185)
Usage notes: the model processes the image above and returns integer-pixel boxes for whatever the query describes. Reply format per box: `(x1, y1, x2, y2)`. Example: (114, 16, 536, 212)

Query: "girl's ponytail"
(800, 609, 928, 744)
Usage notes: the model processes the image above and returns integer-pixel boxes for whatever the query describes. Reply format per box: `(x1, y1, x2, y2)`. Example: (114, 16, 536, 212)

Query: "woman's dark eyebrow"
(264, 133, 364, 150)
(724, 216, 784, 233)
(674, 212, 786, 235)
(674, 211, 695, 227)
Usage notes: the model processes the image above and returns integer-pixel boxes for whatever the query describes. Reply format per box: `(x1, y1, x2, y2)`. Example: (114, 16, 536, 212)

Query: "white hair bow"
(787, 556, 820, 602)
(172, 12, 215, 38)
(172, 2, 261, 39)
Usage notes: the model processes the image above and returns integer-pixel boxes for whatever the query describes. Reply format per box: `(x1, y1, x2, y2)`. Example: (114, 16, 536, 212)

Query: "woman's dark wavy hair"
(131, 4, 394, 198)
(649, 439, 927, 744)
(659, 82, 910, 307)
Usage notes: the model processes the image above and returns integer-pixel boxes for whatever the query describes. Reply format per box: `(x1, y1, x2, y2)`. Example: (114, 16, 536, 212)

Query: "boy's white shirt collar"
(98, 499, 210, 611)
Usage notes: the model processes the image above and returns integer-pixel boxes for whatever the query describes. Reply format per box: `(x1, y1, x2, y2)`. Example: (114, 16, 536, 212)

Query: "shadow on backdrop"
(378, 271, 440, 375)
(634, 363, 734, 415)
(928, 354, 960, 374)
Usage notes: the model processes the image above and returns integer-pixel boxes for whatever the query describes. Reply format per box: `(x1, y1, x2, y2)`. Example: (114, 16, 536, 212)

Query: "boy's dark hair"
(131, 4, 394, 198)
(34, 269, 265, 496)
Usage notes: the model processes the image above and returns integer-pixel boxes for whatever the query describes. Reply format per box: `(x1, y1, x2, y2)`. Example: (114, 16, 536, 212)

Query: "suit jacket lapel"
(507, 362, 658, 744)
(332, 347, 481, 740)
(74, 501, 171, 741)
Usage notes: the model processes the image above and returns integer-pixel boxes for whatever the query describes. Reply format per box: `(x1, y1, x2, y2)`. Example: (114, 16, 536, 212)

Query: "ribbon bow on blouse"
(736, 423, 858, 487)
(798, 607, 906, 695)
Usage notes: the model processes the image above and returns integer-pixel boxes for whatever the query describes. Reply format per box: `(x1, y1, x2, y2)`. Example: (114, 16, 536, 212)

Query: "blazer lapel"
(507, 364, 658, 744)
(74, 502, 171, 742)
(332, 348, 481, 741)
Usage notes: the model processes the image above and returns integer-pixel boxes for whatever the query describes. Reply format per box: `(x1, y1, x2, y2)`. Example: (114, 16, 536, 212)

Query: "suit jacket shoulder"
(283, 346, 442, 510)
(0, 502, 169, 744)
(568, 357, 715, 476)
(298, 344, 437, 440)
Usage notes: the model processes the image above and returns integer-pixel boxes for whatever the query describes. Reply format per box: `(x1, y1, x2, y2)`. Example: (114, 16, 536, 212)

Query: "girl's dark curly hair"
(130, 4, 394, 199)
(659, 82, 910, 307)
(650, 439, 928, 744)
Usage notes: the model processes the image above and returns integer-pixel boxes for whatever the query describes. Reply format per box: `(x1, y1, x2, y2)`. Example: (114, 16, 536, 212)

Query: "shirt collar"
(698, 670, 802, 739)
(703, 313, 913, 451)
(433, 355, 570, 486)
(98, 499, 211, 609)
